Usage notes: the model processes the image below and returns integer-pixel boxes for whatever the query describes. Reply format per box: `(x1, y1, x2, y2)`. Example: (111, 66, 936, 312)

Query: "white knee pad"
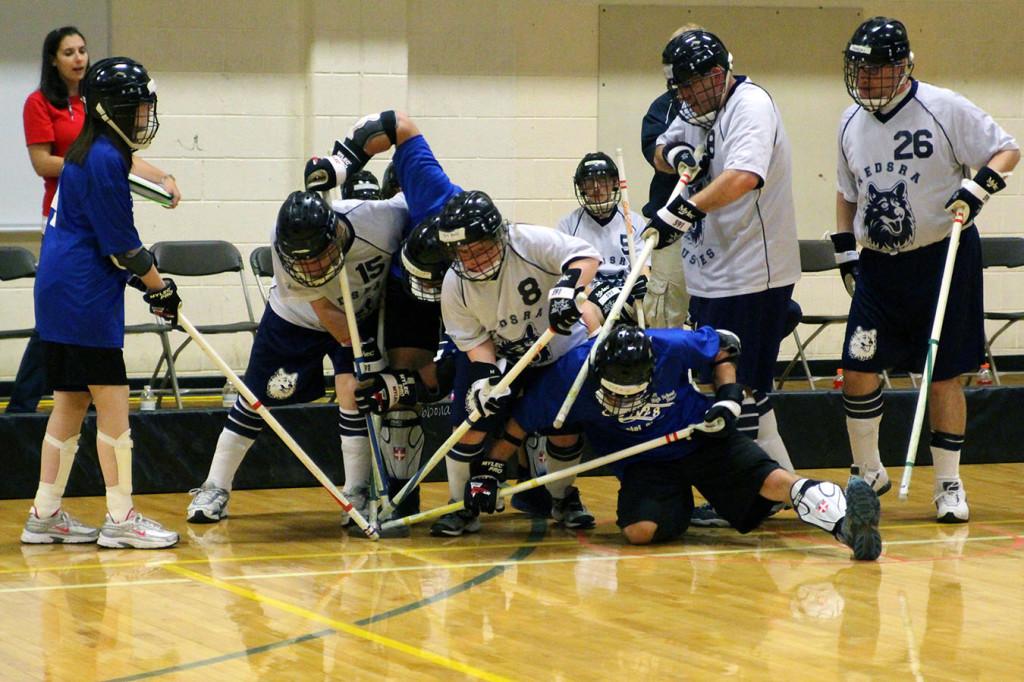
(380, 409, 424, 480)
(44, 432, 80, 492)
(98, 429, 134, 496)
(791, 478, 846, 534)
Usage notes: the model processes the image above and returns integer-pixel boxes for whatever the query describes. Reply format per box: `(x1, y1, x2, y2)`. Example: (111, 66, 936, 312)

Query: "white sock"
(208, 429, 255, 491)
(105, 487, 134, 522)
(32, 484, 63, 518)
(847, 415, 883, 471)
(445, 456, 470, 502)
(341, 434, 371, 495)
(756, 408, 794, 472)
(930, 431, 964, 487)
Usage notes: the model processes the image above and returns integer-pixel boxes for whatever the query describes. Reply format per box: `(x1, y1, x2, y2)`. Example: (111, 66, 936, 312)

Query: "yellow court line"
(0, 538, 581, 577)
(161, 563, 511, 682)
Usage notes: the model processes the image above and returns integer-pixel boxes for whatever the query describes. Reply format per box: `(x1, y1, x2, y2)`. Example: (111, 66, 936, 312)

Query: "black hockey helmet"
(380, 162, 401, 199)
(844, 17, 914, 111)
(274, 191, 352, 288)
(574, 152, 621, 219)
(662, 30, 733, 129)
(341, 169, 381, 200)
(83, 56, 159, 150)
(401, 214, 449, 302)
(437, 190, 508, 281)
(591, 325, 655, 416)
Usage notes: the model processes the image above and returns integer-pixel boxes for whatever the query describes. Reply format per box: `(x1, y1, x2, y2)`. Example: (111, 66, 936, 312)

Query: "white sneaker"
(854, 464, 891, 496)
(98, 510, 179, 549)
(934, 480, 969, 524)
(21, 507, 99, 544)
(187, 483, 230, 523)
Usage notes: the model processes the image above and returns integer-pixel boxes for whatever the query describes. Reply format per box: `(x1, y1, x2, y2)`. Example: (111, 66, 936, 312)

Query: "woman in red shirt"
(10, 27, 181, 414)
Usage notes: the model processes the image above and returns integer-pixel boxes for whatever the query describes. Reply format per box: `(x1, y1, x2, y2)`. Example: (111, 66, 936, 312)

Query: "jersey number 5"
(893, 129, 933, 160)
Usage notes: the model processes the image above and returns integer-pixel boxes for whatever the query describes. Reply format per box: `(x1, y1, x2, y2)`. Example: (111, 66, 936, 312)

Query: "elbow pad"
(110, 247, 154, 276)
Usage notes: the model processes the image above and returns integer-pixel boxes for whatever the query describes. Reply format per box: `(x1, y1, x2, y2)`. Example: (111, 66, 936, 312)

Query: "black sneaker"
(429, 503, 482, 537)
(839, 476, 882, 561)
(551, 486, 595, 529)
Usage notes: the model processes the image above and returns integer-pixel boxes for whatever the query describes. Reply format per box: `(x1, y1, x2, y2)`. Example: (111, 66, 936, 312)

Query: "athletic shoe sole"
(98, 534, 179, 550)
(187, 509, 226, 524)
(936, 509, 969, 524)
(843, 477, 882, 561)
(20, 530, 98, 544)
(429, 519, 481, 537)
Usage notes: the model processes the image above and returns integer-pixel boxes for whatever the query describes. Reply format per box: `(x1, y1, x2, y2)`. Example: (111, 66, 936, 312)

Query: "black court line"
(109, 518, 547, 681)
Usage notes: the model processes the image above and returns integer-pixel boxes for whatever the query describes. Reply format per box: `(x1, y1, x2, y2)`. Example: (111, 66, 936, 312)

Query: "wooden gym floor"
(0, 464, 1021, 681)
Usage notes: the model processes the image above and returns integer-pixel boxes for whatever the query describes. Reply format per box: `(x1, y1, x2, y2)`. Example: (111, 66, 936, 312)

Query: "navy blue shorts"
(242, 306, 376, 406)
(394, 134, 462, 227)
(616, 430, 778, 538)
(384, 274, 442, 352)
(842, 226, 984, 381)
(688, 285, 795, 393)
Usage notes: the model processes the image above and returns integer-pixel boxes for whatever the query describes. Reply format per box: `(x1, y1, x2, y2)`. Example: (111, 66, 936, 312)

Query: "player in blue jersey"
(21, 57, 180, 549)
(833, 17, 1019, 522)
(466, 325, 883, 560)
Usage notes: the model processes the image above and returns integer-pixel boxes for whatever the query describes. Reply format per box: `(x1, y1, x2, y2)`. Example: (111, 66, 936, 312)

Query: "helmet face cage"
(86, 57, 159, 150)
(844, 18, 913, 111)
(666, 31, 733, 129)
(401, 218, 449, 302)
(438, 191, 508, 281)
(274, 192, 347, 288)
(592, 326, 655, 417)
(574, 154, 621, 219)
(442, 230, 508, 282)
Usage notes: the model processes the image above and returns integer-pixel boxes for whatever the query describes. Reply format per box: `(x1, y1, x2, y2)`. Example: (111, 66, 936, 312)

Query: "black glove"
(359, 336, 386, 374)
(587, 280, 637, 326)
(829, 232, 860, 298)
(126, 275, 147, 292)
(662, 142, 704, 183)
(628, 274, 648, 305)
(464, 457, 507, 514)
(465, 362, 512, 418)
(548, 267, 584, 335)
(703, 383, 744, 436)
(944, 166, 1007, 227)
(143, 278, 181, 326)
(304, 155, 346, 193)
(641, 195, 706, 249)
(355, 369, 419, 415)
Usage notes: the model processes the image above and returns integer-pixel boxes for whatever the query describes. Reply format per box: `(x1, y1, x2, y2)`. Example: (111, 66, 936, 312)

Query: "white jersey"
(268, 194, 407, 331)
(556, 206, 649, 286)
(441, 223, 601, 366)
(837, 80, 1018, 254)
(657, 76, 800, 298)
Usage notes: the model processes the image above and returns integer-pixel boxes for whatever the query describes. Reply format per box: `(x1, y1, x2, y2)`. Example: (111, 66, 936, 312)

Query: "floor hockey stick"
(177, 312, 379, 540)
(553, 237, 656, 428)
(614, 148, 646, 328)
(382, 417, 725, 530)
(899, 209, 967, 500)
(380, 324, 562, 518)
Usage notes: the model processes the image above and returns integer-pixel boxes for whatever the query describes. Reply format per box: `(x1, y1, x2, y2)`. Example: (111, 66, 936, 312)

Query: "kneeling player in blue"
(474, 325, 882, 560)
(187, 190, 410, 525)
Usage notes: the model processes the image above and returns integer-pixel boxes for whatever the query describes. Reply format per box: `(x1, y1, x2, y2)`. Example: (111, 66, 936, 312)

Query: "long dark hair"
(39, 26, 86, 108)
(65, 113, 132, 169)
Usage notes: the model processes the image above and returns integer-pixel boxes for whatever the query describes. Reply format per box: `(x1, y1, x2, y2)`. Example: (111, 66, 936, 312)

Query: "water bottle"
(222, 381, 238, 408)
(832, 368, 845, 390)
(139, 385, 157, 411)
(976, 363, 993, 386)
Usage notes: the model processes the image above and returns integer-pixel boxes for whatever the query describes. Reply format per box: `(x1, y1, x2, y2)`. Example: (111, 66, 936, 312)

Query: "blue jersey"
(35, 136, 140, 348)
(389, 134, 463, 278)
(513, 327, 720, 477)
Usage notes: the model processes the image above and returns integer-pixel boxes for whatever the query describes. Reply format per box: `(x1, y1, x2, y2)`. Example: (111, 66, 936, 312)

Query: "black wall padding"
(2, 387, 1021, 499)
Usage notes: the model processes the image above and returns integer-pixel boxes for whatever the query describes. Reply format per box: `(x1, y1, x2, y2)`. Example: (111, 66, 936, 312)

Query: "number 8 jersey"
(441, 223, 601, 366)
(270, 194, 407, 330)
(837, 80, 1017, 254)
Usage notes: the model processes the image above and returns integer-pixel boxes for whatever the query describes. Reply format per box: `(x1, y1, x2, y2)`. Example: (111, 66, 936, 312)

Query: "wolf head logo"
(266, 367, 298, 400)
(864, 181, 915, 251)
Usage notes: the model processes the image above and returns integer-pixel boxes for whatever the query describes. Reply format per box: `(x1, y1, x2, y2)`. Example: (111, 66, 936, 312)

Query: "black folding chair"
(0, 247, 37, 343)
(249, 245, 275, 306)
(980, 236, 1024, 385)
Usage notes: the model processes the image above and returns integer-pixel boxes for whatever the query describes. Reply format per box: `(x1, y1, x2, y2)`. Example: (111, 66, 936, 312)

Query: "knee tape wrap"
(44, 433, 80, 490)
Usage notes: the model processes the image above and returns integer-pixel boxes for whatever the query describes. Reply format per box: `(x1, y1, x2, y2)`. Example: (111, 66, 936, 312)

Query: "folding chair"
(777, 240, 855, 390)
(980, 236, 1024, 385)
(0, 247, 37, 343)
(146, 240, 260, 407)
(249, 245, 275, 306)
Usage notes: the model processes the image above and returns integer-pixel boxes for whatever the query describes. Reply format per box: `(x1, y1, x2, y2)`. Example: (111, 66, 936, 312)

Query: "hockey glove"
(143, 278, 181, 326)
(126, 275, 148, 293)
(548, 267, 584, 335)
(829, 232, 860, 298)
(642, 196, 705, 249)
(703, 383, 744, 436)
(662, 142, 704, 184)
(944, 165, 1008, 227)
(466, 362, 512, 418)
(358, 336, 387, 374)
(628, 274, 648, 305)
(464, 457, 508, 514)
(587, 280, 637, 326)
(355, 370, 419, 415)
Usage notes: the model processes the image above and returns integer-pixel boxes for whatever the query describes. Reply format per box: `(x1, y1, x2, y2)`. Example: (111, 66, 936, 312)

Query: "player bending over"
(474, 325, 882, 560)
(186, 190, 409, 525)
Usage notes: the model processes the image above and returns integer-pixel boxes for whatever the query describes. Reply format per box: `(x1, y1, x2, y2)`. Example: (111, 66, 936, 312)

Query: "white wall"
(1, 0, 1021, 381)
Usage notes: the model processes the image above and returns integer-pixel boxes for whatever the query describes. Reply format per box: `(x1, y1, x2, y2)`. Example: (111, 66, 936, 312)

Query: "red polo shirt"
(23, 90, 85, 217)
